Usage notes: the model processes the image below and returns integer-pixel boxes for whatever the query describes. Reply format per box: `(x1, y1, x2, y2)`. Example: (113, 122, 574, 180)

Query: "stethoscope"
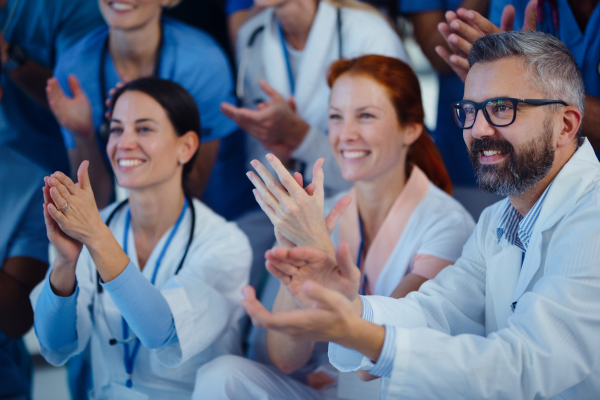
(98, 27, 165, 142)
(356, 216, 368, 296)
(96, 195, 195, 388)
(236, 7, 343, 101)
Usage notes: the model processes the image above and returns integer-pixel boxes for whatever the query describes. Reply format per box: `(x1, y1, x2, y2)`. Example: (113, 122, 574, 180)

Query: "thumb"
(67, 74, 84, 98)
(302, 280, 343, 310)
(288, 96, 297, 112)
(522, 0, 538, 31)
(259, 79, 285, 102)
(311, 158, 325, 198)
(325, 195, 351, 234)
(500, 5, 516, 31)
(77, 161, 92, 191)
(336, 242, 358, 281)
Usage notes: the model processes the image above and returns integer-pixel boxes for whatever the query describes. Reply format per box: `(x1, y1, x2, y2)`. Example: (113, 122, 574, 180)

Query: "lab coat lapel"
(294, 1, 337, 125)
(512, 139, 600, 301)
(261, 8, 292, 98)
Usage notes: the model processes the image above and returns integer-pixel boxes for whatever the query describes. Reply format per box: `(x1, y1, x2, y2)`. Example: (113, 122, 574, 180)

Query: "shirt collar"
(496, 182, 553, 252)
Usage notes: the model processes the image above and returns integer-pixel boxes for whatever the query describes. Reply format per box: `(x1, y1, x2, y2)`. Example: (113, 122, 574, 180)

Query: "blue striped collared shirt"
(364, 183, 554, 379)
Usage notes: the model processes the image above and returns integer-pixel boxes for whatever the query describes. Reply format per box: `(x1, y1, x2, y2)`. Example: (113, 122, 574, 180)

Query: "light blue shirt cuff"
(101, 261, 178, 348)
(360, 295, 374, 322)
(368, 325, 396, 378)
(34, 275, 79, 351)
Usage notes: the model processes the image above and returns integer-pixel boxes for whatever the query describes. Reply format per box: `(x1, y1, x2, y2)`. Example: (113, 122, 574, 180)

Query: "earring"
(179, 158, 185, 165)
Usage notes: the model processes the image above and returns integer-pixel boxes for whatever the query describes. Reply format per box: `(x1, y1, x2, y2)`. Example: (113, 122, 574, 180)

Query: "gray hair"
(468, 31, 585, 136)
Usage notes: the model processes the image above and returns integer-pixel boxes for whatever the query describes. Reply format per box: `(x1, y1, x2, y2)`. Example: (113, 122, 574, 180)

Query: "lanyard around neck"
(121, 196, 188, 388)
(277, 23, 296, 95)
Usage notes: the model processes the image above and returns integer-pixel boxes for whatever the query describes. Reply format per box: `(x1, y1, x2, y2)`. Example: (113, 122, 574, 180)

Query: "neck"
(354, 161, 408, 244)
(274, 0, 318, 50)
(128, 178, 186, 244)
(108, 16, 161, 80)
(509, 144, 577, 216)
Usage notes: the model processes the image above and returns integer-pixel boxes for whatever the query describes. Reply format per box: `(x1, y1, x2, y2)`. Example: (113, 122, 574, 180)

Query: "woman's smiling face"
(328, 74, 415, 183)
(99, 0, 164, 30)
(106, 90, 186, 190)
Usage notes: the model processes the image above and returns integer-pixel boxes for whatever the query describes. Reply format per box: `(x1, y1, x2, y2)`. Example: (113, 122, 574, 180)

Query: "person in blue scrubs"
(47, 0, 254, 220)
(0, 0, 103, 174)
(0, 79, 49, 400)
(488, 0, 600, 152)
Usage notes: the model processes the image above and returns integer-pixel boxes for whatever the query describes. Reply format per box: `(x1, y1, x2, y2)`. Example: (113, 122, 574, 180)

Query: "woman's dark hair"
(110, 77, 201, 179)
(327, 55, 453, 195)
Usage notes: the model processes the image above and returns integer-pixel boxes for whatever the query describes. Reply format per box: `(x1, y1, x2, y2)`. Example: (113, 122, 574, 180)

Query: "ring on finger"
(57, 203, 68, 212)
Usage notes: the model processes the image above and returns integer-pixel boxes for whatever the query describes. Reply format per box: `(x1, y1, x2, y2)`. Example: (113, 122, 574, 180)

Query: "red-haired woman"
(193, 55, 475, 400)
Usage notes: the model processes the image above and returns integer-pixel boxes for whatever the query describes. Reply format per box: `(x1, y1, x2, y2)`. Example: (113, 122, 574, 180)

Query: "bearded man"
(235, 30, 600, 399)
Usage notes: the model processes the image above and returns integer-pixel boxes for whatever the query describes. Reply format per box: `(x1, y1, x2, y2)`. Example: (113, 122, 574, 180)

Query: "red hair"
(327, 55, 453, 195)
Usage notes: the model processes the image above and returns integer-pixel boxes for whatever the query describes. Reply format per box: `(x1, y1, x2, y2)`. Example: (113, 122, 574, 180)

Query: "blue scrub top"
(490, 0, 600, 100)
(0, 145, 49, 399)
(225, 0, 253, 16)
(400, 0, 476, 187)
(0, 0, 104, 173)
(55, 17, 255, 220)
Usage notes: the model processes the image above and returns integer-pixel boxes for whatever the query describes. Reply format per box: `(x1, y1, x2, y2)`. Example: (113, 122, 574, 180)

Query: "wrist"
(72, 125, 96, 141)
(286, 118, 310, 150)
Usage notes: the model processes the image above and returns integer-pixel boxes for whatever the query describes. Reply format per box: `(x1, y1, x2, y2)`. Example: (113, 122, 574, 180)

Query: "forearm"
(267, 285, 315, 373)
(102, 262, 177, 349)
(8, 61, 52, 107)
(184, 139, 219, 200)
(0, 270, 34, 338)
(583, 94, 600, 151)
(69, 137, 114, 209)
(389, 273, 429, 299)
(85, 224, 130, 283)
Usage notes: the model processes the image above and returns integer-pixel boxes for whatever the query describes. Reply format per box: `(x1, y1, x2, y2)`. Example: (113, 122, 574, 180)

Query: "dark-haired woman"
(193, 56, 475, 399)
(31, 78, 251, 400)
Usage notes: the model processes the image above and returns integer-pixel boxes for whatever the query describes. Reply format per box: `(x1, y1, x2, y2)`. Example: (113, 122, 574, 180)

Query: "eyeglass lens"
(454, 99, 515, 128)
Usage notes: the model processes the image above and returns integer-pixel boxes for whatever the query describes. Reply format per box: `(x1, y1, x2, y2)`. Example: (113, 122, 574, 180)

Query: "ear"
(177, 130, 200, 164)
(402, 123, 423, 147)
(556, 106, 582, 148)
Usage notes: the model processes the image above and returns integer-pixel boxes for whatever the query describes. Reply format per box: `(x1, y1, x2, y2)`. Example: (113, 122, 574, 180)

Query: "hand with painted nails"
(436, 0, 538, 82)
(220, 80, 310, 159)
(247, 154, 351, 255)
(46, 75, 94, 138)
(264, 243, 361, 309)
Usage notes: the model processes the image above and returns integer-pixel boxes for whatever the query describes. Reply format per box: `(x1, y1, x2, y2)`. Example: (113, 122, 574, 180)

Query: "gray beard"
(469, 117, 555, 197)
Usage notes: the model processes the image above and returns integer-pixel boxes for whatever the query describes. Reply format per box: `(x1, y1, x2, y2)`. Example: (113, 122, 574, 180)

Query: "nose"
(116, 126, 138, 150)
(469, 109, 495, 140)
(338, 117, 360, 143)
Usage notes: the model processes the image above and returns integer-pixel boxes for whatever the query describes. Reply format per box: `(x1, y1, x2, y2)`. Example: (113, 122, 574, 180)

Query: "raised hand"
(45, 161, 105, 246)
(247, 154, 351, 255)
(265, 242, 361, 308)
(46, 75, 94, 137)
(221, 80, 310, 159)
(104, 80, 127, 120)
(42, 179, 83, 268)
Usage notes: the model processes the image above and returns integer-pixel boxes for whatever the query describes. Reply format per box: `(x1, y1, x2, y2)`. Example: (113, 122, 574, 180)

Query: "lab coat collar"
(512, 138, 600, 300)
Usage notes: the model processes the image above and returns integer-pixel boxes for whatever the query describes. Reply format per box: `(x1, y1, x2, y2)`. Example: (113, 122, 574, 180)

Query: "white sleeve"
(384, 201, 600, 399)
(291, 125, 351, 194)
(154, 220, 252, 367)
(30, 250, 96, 366)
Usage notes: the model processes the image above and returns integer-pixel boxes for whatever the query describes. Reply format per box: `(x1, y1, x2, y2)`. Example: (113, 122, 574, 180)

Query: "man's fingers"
(500, 4, 517, 31)
(522, 0, 538, 31)
(325, 195, 352, 234)
(448, 18, 483, 46)
(265, 154, 304, 199)
(220, 102, 240, 121)
(336, 242, 359, 280)
(67, 75, 83, 98)
(456, 8, 503, 35)
(437, 23, 467, 57)
(266, 260, 293, 284)
(259, 79, 285, 102)
(435, 46, 469, 82)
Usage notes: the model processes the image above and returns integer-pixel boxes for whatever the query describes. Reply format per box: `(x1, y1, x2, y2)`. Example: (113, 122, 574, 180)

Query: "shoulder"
(54, 26, 106, 76)
(163, 17, 227, 59)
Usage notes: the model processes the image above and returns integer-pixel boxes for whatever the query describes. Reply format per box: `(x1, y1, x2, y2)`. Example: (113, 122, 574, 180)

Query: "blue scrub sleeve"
(101, 261, 178, 349)
(34, 276, 78, 352)
(225, 0, 254, 16)
(399, 0, 445, 14)
(6, 185, 48, 263)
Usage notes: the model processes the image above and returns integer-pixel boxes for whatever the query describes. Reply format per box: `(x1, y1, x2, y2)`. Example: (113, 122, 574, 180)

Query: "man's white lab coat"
(330, 138, 600, 399)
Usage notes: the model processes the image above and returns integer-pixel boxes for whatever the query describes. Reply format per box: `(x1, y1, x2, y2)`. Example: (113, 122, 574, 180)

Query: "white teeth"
(482, 150, 503, 157)
(342, 150, 369, 159)
(118, 159, 144, 167)
(110, 2, 134, 11)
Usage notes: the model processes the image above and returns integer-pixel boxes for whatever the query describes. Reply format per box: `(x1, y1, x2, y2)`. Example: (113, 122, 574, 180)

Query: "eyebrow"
(109, 118, 158, 124)
(328, 105, 382, 111)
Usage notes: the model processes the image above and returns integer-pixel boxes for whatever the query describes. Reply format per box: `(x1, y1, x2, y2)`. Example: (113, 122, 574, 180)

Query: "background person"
(31, 78, 251, 399)
(243, 31, 600, 400)
(46, 0, 254, 222)
(194, 55, 474, 400)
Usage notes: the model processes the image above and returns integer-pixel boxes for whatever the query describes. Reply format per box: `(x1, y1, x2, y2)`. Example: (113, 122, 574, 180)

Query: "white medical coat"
(330, 139, 600, 399)
(236, 0, 408, 196)
(31, 199, 252, 399)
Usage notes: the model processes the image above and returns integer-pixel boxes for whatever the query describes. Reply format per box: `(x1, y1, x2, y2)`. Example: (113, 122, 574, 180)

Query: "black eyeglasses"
(451, 97, 568, 129)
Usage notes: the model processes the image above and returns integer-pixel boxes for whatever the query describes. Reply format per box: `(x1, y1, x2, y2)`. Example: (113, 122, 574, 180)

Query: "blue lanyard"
(120, 197, 189, 388)
(356, 216, 367, 296)
(277, 23, 295, 95)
